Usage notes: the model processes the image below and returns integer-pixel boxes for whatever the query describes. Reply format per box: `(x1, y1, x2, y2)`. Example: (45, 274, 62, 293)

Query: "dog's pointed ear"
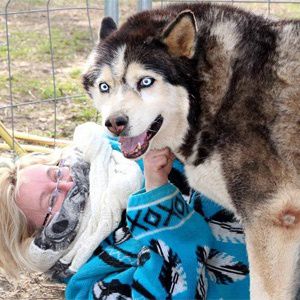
(99, 17, 117, 40)
(161, 10, 197, 58)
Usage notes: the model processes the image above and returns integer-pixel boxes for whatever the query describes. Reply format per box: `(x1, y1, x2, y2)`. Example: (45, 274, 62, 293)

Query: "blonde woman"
(0, 150, 63, 276)
(0, 122, 143, 278)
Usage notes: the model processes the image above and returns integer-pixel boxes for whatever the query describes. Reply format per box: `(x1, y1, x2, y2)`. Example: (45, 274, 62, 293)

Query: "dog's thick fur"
(83, 3, 300, 299)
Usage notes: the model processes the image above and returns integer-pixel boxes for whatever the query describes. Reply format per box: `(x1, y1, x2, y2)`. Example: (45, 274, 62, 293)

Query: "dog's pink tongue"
(119, 131, 147, 154)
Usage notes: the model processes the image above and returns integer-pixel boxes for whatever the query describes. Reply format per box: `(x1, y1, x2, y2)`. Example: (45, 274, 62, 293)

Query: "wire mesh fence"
(159, 0, 300, 18)
(0, 1, 105, 156)
(0, 0, 299, 157)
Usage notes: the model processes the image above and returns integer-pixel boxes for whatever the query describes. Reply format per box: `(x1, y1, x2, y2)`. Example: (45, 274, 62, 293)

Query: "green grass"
(39, 28, 91, 61)
(8, 74, 52, 99)
(5, 31, 46, 62)
(0, 26, 91, 63)
(42, 80, 82, 99)
(0, 44, 7, 62)
(69, 68, 82, 79)
(1, 69, 98, 125)
(71, 98, 99, 123)
(0, 74, 8, 90)
(1, 68, 84, 101)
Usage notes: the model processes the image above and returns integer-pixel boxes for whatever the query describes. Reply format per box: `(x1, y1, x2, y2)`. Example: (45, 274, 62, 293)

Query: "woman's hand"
(144, 148, 175, 191)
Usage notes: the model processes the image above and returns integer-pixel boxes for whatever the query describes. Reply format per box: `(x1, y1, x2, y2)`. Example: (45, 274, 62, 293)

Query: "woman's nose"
(58, 181, 74, 193)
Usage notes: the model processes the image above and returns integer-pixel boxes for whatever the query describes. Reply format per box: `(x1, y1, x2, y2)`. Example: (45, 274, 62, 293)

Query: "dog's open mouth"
(119, 115, 163, 159)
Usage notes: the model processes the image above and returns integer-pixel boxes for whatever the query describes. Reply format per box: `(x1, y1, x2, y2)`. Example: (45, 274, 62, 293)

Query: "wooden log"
(0, 121, 26, 155)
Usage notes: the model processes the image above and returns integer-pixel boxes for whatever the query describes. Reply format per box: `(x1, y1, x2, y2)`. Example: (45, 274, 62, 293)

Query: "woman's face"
(16, 164, 74, 229)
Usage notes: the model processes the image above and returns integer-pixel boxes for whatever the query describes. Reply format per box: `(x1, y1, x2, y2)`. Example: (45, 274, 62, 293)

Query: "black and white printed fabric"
(27, 122, 143, 279)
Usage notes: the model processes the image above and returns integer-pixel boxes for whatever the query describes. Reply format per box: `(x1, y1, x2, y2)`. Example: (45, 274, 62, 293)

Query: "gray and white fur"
(83, 4, 300, 299)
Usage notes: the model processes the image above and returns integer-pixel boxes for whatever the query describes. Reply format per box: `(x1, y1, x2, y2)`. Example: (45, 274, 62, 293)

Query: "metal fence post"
(137, 0, 152, 11)
(86, 0, 95, 43)
(46, 0, 58, 145)
(104, 0, 119, 25)
(4, 0, 17, 157)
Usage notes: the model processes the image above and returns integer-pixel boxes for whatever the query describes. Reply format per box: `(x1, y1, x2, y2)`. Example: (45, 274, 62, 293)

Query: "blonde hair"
(0, 150, 63, 277)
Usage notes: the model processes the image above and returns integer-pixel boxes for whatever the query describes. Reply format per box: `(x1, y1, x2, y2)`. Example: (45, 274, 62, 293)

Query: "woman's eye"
(99, 82, 110, 93)
(138, 77, 155, 89)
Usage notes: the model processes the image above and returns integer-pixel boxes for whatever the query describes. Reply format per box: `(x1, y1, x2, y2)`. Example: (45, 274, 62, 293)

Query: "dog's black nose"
(105, 114, 128, 136)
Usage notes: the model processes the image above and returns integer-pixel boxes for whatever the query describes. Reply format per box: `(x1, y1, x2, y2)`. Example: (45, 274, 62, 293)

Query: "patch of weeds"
(69, 30, 91, 53)
(2, 61, 88, 104)
(0, 44, 7, 62)
(39, 28, 91, 62)
(10, 74, 46, 98)
(42, 80, 83, 99)
(0, 75, 8, 90)
(69, 68, 82, 79)
(5, 26, 91, 65)
(57, 80, 82, 96)
(41, 84, 59, 99)
(71, 96, 99, 122)
(8, 31, 47, 62)
(74, 105, 98, 122)
(5, 72, 84, 101)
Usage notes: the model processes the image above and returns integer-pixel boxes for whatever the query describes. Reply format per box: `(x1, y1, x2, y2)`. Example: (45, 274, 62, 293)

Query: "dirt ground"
(0, 271, 65, 300)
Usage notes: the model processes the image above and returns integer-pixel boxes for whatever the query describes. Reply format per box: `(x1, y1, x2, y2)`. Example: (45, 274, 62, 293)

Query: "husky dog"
(83, 3, 300, 299)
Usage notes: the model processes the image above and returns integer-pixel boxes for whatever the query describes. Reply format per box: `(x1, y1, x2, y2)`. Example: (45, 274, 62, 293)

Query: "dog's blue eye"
(139, 77, 155, 89)
(99, 82, 110, 93)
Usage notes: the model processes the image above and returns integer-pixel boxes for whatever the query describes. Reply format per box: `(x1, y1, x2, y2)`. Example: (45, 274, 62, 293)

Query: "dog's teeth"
(137, 143, 141, 150)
